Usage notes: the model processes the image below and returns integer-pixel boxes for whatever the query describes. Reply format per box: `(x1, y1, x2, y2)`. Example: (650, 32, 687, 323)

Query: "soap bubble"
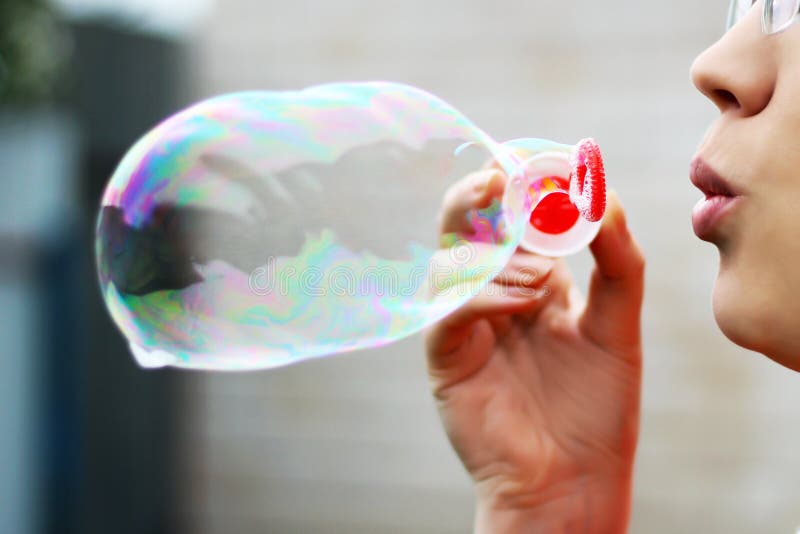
(95, 81, 602, 370)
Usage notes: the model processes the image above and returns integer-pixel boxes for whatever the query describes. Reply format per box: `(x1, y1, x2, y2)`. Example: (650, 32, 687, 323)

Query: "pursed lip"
(689, 156, 743, 241)
(689, 157, 742, 199)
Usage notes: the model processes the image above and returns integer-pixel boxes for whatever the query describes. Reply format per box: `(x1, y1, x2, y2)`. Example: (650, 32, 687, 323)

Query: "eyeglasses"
(727, 0, 800, 34)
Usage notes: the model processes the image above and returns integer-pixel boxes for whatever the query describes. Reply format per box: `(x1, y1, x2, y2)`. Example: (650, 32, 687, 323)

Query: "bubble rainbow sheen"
(95, 81, 586, 371)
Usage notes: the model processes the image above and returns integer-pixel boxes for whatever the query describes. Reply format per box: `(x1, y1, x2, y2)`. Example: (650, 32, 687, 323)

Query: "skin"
(425, 2, 800, 531)
(426, 169, 645, 532)
(690, 2, 800, 370)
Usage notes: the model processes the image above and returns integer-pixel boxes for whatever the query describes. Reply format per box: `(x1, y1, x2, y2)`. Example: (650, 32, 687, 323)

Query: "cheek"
(708, 41, 800, 367)
(712, 195, 800, 367)
(717, 71, 800, 338)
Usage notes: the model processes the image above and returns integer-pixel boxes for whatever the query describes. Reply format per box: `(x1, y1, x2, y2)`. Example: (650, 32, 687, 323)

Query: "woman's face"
(690, 2, 800, 370)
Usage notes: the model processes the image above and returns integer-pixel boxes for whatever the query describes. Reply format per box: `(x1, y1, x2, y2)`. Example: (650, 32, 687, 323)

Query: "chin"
(711, 272, 800, 372)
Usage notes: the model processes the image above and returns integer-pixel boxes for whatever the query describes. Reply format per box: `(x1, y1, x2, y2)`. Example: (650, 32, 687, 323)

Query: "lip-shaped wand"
(502, 137, 607, 257)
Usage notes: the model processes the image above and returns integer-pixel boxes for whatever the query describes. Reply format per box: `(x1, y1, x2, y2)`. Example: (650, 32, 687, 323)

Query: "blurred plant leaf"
(0, 0, 71, 106)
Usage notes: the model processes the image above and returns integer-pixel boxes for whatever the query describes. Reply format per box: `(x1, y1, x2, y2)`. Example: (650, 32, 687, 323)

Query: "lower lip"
(691, 195, 742, 239)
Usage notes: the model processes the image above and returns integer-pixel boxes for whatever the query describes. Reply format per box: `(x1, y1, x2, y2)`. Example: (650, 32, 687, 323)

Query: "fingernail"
(472, 170, 498, 193)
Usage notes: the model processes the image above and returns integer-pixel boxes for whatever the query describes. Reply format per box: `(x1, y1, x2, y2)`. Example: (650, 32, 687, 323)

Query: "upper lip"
(690, 157, 741, 198)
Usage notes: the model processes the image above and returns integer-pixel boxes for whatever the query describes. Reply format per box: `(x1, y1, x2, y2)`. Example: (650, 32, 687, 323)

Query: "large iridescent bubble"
(95, 81, 604, 370)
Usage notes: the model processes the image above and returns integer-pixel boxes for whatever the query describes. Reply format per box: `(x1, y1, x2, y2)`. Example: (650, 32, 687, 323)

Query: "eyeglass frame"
(727, 0, 800, 35)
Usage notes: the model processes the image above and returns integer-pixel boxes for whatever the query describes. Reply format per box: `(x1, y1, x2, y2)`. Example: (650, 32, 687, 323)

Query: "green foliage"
(0, 0, 69, 105)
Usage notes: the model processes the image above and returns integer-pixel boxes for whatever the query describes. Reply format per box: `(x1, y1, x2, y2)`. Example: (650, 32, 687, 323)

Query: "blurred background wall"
(3, 0, 800, 533)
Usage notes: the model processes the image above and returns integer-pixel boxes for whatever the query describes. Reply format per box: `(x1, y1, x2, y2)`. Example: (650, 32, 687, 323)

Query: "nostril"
(712, 89, 739, 109)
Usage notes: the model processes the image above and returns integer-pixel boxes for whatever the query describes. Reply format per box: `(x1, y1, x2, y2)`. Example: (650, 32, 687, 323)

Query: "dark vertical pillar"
(55, 21, 192, 534)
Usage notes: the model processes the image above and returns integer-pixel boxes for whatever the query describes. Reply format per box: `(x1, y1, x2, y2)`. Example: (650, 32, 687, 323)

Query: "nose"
(690, 5, 777, 117)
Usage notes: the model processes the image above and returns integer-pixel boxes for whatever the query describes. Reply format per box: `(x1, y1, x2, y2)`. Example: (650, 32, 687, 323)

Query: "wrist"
(473, 474, 633, 534)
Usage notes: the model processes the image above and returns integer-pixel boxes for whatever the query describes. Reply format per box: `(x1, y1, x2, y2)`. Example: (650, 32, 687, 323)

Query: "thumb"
(579, 189, 645, 353)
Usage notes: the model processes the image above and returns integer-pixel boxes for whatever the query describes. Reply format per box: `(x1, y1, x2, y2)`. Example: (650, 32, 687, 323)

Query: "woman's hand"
(425, 168, 645, 533)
